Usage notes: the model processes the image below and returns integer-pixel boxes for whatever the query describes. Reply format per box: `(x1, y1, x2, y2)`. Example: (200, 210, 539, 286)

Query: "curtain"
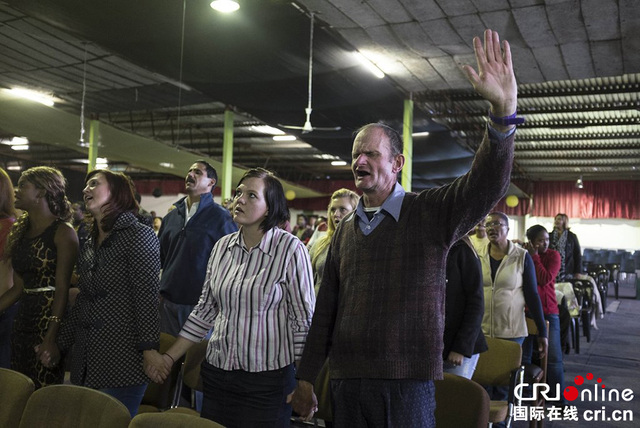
(530, 180, 640, 219)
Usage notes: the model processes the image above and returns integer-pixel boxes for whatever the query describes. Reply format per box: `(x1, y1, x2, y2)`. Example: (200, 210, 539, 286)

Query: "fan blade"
(278, 124, 306, 130)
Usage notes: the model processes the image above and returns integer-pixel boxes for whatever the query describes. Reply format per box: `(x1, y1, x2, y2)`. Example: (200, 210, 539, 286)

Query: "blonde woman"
(0, 167, 17, 368)
(308, 189, 359, 295)
(0, 166, 78, 387)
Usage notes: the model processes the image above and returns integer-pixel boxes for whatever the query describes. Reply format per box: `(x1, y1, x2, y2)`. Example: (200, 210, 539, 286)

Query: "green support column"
(88, 120, 99, 172)
(221, 109, 234, 201)
(401, 98, 413, 192)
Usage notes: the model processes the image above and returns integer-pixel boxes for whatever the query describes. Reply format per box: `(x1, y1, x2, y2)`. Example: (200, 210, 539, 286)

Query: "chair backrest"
(130, 412, 224, 427)
(472, 336, 522, 387)
(0, 368, 35, 428)
(18, 384, 130, 428)
(435, 373, 490, 428)
(182, 339, 208, 391)
(140, 333, 182, 411)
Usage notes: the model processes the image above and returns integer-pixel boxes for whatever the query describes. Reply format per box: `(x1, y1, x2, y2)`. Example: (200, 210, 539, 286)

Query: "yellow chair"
(18, 384, 130, 428)
(138, 333, 183, 413)
(129, 412, 224, 427)
(472, 336, 523, 427)
(165, 339, 208, 416)
(435, 373, 490, 428)
(0, 368, 35, 427)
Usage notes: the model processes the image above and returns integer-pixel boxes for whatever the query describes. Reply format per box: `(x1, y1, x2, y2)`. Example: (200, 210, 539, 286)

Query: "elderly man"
(289, 29, 524, 427)
(158, 160, 237, 335)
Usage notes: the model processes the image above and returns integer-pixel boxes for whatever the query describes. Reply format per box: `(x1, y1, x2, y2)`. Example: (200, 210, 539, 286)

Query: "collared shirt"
(180, 227, 315, 372)
(354, 182, 405, 235)
(185, 200, 199, 225)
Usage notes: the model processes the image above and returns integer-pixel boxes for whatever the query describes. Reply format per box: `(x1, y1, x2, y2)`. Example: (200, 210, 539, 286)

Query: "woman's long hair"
(5, 166, 72, 259)
(84, 170, 139, 240)
(311, 188, 359, 267)
(0, 167, 16, 219)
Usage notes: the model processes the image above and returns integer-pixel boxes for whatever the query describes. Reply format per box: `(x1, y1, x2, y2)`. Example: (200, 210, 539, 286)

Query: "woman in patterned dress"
(0, 166, 78, 388)
(43, 169, 163, 417)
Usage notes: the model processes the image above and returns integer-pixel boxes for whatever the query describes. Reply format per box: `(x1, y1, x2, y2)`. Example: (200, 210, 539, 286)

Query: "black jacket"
(443, 238, 488, 359)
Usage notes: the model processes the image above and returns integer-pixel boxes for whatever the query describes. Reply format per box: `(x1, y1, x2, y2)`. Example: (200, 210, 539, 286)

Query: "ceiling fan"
(279, 12, 341, 134)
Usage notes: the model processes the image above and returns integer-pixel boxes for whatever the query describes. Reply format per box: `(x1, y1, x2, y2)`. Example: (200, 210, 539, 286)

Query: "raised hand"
(462, 29, 517, 119)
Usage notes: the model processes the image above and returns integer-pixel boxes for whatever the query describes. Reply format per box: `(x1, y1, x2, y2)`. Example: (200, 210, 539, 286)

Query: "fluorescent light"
(11, 144, 29, 151)
(4, 88, 55, 106)
(412, 131, 430, 138)
(159, 162, 175, 168)
(250, 125, 284, 135)
(7, 164, 21, 171)
(210, 0, 239, 13)
(331, 160, 347, 166)
(273, 135, 296, 141)
(354, 52, 385, 78)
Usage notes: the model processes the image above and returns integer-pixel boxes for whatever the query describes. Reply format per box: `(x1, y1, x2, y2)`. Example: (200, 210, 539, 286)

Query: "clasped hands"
(143, 350, 174, 383)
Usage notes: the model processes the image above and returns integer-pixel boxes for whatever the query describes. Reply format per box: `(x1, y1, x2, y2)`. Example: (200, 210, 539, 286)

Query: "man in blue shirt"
(158, 160, 237, 336)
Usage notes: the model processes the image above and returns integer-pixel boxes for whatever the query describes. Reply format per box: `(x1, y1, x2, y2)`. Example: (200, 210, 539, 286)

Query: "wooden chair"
(0, 368, 35, 427)
(472, 336, 524, 428)
(435, 373, 490, 428)
(129, 412, 224, 428)
(18, 384, 130, 428)
(138, 333, 184, 413)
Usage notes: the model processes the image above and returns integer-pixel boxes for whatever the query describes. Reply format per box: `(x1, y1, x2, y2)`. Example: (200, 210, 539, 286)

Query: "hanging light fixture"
(575, 176, 584, 189)
(210, 0, 239, 13)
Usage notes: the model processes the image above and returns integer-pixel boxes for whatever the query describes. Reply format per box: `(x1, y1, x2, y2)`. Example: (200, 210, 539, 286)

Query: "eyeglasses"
(484, 221, 507, 228)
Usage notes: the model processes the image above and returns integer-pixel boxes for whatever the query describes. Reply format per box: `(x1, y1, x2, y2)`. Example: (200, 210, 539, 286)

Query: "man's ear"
(392, 154, 405, 174)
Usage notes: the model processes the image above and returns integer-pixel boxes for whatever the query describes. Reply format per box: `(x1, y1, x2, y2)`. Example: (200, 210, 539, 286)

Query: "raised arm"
(462, 29, 518, 132)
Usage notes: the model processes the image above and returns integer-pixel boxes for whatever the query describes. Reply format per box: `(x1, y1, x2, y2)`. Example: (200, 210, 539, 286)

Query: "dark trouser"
(523, 314, 565, 405)
(99, 383, 148, 418)
(330, 378, 436, 428)
(0, 302, 18, 368)
(200, 361, 295, 428)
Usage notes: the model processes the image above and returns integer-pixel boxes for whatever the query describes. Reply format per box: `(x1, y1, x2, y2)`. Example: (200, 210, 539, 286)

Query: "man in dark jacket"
(158, 160, 237, 335)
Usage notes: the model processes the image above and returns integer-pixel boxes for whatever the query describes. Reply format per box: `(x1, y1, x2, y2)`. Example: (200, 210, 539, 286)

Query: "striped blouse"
(180, 227, 315, 372)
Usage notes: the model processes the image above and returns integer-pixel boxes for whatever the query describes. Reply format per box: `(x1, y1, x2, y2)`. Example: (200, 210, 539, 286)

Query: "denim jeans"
(443, 353, 480, 380)
(523, 314, 565, 405)
(99, 383, 148, 418)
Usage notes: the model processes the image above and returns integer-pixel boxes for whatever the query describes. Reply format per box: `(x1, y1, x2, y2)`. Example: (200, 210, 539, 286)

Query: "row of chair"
(0, 368, 221, 428)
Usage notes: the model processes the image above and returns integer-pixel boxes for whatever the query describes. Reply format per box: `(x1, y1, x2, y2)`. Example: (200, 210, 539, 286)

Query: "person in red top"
(523, 224, 565, 406)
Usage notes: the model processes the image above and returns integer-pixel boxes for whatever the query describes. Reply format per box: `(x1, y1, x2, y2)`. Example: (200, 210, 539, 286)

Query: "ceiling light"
(273, 135, 296, 141)
(412, 131, 430, 137)
(4, 87, 55, 106)
(354, 52, 385, 79)
(159, 162, 175, 168)
(2, 136, 29, 146)
(250, 125, 284, 135)
(331, 160, 347, 166)
(6, 163, 21, 171)
(11, 144, 29, 151)
(575, 176, 584, 189)
(210, 0, 240, 13)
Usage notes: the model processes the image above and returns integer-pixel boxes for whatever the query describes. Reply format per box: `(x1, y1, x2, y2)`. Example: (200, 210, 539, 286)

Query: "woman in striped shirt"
(150, 168, 315, 427)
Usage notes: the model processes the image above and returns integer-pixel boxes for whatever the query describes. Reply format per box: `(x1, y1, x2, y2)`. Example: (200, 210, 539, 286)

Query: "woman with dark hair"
(522, 224, 565, 406)
(549, 213, 582, 280)
(41, 169, 162, 417)
(150, 167, 315, 427)
(0, 166, 78, 387)
(478, 212, 547, 402)
(0, 167, 17, 368)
